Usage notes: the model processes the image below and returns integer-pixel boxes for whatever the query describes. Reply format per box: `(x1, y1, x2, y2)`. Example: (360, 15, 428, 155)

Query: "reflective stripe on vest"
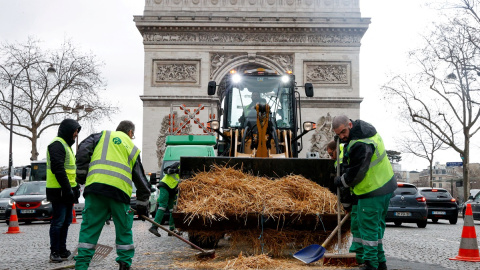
(46, 137, 77, 188)
(334, 144, 344, 168)
(161, 174, 179, 189)
(85, 131, 140, 197)
(346, 133, 394, 196)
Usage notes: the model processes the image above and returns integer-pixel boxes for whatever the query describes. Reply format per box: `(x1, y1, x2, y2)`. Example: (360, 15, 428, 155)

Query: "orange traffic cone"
(449, 203, 480, 262)
(72, 204, 78, 224)
(4, 202, 21, 234)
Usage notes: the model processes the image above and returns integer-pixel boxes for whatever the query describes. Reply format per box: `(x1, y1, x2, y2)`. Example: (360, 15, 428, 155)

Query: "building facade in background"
(134, 0, 369, 173)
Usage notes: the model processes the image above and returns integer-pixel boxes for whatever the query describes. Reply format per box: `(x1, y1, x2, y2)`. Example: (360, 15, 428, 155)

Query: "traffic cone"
(449, 204, 480, 262)
(72, 204, 78, 224)
(4, 202, 21, 234)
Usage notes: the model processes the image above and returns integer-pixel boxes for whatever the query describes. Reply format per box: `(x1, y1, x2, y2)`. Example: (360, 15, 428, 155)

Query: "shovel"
(140, 214, 215, 259)
(293, 212, 350, 264)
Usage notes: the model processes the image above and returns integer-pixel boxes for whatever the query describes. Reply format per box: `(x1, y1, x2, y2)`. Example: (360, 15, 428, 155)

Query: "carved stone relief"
(153, 60, 200, 86)
(304, 61, 350, 86)
(143, 31, 363, 46)
(309, 112, 335, 159)
(210, 53, 243, 78)
(267, 54, 294, 72)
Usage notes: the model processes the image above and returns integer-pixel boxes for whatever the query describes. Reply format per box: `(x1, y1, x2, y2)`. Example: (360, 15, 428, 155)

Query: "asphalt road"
(0, 216, 478, 270)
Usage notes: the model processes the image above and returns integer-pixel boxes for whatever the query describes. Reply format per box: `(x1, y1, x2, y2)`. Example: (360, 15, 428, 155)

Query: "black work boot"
(378, 261, 388, 270)
(49, 252, 63, 263)
(118, 261, 131, 270)
(359, 261, 377, 270)
(149, 226, 161, 237)
(59, 250, 72, 261)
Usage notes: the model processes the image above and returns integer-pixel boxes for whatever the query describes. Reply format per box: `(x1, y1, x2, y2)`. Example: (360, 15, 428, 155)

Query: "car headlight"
(41, 199, 51, 205)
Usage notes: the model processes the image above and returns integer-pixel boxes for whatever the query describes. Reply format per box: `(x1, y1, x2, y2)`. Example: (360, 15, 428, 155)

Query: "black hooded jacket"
(46, 119, 81, 204)
(341, 119, 397, 198)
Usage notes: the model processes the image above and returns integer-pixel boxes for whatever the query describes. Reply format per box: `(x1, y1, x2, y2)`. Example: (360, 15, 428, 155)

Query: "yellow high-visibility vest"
(346, 133, 394, 196)
(161, 173, 179, 189)
(85, 131, 140, 197)
(46, 137, 77, 188)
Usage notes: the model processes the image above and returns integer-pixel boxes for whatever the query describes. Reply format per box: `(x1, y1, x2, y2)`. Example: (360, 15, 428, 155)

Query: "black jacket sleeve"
(47, 141, 71, 190)
(76, 133, 102, 185)
(341, 142, 374, 188)
(132, 155, 151, 204)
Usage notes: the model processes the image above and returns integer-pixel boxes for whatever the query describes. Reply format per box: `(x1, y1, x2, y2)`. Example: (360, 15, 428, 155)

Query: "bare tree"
(396, 119, 447, 187)
(382, 0, 480, 201)
(0, 37, 117, 161)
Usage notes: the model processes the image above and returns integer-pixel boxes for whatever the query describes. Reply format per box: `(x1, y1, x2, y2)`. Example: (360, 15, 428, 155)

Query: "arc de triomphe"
(134, 0, 369, 173)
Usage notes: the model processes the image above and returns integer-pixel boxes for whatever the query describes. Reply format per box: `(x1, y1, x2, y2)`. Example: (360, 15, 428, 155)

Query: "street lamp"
(62, 104, 93, 151)
(0, 64, 55, 187)
(0, 63, 56, 187)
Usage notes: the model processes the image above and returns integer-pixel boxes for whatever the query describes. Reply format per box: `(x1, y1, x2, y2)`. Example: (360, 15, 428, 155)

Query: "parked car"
(462, 191, 480, 220)
(5, 181, 52, 224)
(130, 183, 160, 219)
(0, 187, 19, 220)
(418, 187, 458, 224)
(386, 182, 428, 228)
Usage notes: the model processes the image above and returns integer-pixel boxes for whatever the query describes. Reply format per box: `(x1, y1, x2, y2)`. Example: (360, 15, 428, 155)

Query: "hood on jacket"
(58, 118, 81, 146)
(348, 119, 377, 141)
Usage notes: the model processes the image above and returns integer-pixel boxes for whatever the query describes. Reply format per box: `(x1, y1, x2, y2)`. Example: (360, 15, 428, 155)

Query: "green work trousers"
(74, 193, 135, 270)
(348, 204, 364, 264)
(152, 186, 177, 231)
(355, 193, 392, 269)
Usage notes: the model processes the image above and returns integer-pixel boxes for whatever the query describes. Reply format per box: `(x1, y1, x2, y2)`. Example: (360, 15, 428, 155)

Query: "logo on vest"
(113, 137, 122, 144)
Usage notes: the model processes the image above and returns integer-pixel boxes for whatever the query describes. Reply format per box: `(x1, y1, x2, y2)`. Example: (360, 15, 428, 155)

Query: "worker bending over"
(149, 162, 180, 237)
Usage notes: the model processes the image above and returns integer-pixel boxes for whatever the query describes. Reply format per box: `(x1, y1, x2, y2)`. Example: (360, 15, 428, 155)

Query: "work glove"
(73, 185, 81, 200)
(334, 175, 345, 188)
(63, 188, 75, 204)
(135, 202, 149, 221)
(339, 187, 354, 211)
(164, 162, 180, 175)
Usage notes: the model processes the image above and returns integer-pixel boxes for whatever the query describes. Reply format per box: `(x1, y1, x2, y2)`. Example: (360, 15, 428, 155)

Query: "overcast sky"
(0, 0, 474, 172)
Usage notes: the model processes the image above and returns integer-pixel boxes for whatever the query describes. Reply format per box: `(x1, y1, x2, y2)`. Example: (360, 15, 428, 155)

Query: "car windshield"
(0, 188, 16, 198)
(15, 182, 46, 195)
(394, 186, 417, 196)
(226, 75, 294, 129)
(421, 190, 451, 199)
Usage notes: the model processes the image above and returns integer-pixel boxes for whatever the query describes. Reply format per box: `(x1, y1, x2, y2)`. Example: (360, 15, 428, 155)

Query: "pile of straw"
(223, 252, 279, 269)
(177, 165, 342, 223)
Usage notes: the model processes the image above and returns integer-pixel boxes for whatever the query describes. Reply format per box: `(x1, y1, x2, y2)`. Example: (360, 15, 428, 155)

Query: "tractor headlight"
(232, 74, 242, 83)
(210, 120, 220, 131)
(281, 75, 290, 83)
(303, 121, 316, 131)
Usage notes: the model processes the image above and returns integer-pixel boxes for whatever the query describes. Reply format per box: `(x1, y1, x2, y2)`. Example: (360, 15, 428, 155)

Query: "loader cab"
(225, 72, 296, 131)
(208, 68, 314, 158)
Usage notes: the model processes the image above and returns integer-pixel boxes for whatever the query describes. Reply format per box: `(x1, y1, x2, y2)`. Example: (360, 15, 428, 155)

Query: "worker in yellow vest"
(148, 162, 180, 237)
(327, 139, 362, 266)
(74, 120, 151, 270)
(46, 118, 81, 263)
(333, 116, 396, 270)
